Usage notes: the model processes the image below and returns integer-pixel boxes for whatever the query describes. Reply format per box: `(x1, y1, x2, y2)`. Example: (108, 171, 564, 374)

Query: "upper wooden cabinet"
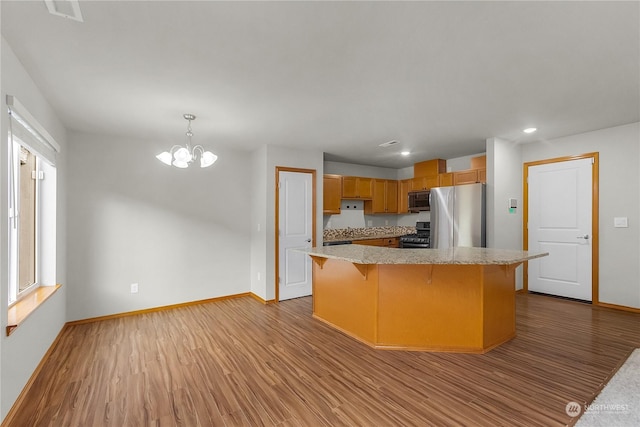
(397, 179, 411, 214)
(478, 168, 486, 183)
(411, 175, 439, 191)
(453, 169, 479, 185)
(365, 179, 398, 214)
(414, 159, 446, 178)
(342, 176, 373, 199)
(438, 172, 454, 187)
(471, 155, 486, 170)
(323, 174, 342, 214)
(452, 155, 487, 185)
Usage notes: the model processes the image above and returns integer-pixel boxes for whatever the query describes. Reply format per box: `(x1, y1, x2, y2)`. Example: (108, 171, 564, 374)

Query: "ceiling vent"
(379, 140, 399, 148)
(45, 0, 84, 22)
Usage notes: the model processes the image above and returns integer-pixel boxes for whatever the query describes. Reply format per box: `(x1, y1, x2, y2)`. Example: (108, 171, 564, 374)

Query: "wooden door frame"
(275, 167, 317, 303)
(522, 152, 599, 304)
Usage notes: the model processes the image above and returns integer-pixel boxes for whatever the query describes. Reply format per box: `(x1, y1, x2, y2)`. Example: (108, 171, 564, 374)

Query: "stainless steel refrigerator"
(430, 183, 486, 248)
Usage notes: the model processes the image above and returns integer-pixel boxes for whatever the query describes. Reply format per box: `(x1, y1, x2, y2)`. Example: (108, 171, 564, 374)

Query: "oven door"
(400, 241, 430, 248)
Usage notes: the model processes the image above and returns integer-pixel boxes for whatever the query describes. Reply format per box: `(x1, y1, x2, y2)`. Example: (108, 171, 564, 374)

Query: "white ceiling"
(2, 1, 638, 168)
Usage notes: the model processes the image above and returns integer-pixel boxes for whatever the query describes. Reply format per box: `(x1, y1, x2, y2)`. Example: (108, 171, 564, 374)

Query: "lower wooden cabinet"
(353, 238, 399, 248)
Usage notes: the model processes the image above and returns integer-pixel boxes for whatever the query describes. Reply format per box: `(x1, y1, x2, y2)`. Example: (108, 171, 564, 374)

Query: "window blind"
(6, 95, 60, 166)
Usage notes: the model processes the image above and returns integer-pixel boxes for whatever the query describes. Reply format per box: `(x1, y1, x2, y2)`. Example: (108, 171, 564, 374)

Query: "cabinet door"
(385, 180, 398, 213)
(370, 179, 387, 213)
(397, 179, 411, 214)
(410, 177, 425, 191)
(478, 168, 486, 183)
(357, 177, 373, 199)
(385, 237, 399, 248)
(439, 172, 453, 187)
(342, 176, 358, 198)
(414, 159, 446, 178)
(411, 176, 439, 191)
(323, 175, 342, 214)
(424, 175, 439, 189)
(471, 155, 487, 170)
(453, 169, 478, 185)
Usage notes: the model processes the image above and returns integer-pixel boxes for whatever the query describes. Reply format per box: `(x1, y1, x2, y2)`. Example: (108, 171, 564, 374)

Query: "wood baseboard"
(1, 323, 67, 427)
(66, 292, 252, 326)
(249, 293, 276, 304)
(596, 301, 640, 314)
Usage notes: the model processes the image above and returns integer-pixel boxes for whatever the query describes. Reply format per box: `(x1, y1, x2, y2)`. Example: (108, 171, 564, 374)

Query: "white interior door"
(527, 158, 593, 301)
(278, 171, 313, 301)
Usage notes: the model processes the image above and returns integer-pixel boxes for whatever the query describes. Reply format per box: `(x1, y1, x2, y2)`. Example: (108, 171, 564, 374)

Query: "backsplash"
(325, 200, 366, 228)
(324, 199, 430, 229)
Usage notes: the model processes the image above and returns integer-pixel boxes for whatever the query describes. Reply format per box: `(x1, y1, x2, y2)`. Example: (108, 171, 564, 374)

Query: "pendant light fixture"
(156, 114, 218, 168)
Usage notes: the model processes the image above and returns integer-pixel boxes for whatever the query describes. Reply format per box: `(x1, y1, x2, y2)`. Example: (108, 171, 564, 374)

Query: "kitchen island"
(302, 246, 547, 353)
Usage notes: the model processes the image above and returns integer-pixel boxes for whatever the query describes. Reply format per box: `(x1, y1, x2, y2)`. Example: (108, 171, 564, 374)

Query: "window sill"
(7, 284, 62, 336)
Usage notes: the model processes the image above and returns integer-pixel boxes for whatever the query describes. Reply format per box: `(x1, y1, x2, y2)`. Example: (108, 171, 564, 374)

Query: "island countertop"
(301, 245, 547, 265)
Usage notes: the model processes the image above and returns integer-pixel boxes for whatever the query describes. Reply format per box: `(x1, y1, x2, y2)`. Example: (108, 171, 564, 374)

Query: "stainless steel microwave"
(408, 190, 430, 212)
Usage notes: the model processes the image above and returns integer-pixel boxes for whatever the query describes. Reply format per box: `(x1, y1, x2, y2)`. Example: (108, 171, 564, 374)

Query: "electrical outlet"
(367, 220, 373, 226)
(257, 272, 261, 281)
(131, 283, 138, 294)
(385, 220, 389, 225)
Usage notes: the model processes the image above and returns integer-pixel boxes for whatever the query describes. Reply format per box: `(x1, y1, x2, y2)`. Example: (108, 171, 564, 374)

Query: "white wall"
(66, 132, 252, 320)
(324, 161, 398, 179)
(250, 146, 268, 299)
(486, 138, 523, 289)
(521, 122, 640, 308)
(446, 152, 486, 172)
(251, 146, 323, 301)
(0, 37, 68, 420)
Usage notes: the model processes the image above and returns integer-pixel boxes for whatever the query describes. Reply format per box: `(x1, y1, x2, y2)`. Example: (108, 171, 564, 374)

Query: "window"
(7, 96, 60, 306)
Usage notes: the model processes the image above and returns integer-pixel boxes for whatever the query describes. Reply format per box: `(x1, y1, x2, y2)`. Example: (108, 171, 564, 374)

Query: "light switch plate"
(614, 217, 628, 228)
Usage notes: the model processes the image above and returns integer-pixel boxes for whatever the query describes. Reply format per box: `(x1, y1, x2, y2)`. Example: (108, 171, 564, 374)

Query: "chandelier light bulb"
(156, 151, 172, 166)
(172, 160, 189, 168)
(200, 151, 218, 168)
(174, 147, 192, 163)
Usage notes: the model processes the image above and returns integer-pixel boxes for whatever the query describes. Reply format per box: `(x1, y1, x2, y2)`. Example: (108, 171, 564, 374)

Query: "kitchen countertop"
(301, 245, 548, 265)
(323, 226, 415, 242)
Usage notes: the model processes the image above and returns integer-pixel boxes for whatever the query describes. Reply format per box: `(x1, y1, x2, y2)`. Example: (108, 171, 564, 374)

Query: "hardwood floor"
(5, 293, 640, 427)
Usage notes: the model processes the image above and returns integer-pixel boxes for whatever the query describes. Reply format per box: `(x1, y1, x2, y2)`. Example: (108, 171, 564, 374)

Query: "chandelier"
(156, 114, 218, 168)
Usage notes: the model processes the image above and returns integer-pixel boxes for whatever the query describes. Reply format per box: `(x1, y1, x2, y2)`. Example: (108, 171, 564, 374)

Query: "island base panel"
(312, 259, 517, 353)
(312, 258, 378, 344)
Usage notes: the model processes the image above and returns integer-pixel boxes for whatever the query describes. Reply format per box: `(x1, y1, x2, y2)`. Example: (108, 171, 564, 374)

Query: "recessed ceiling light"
(401, 151, 411, 156)
(523, 127, 537, 134)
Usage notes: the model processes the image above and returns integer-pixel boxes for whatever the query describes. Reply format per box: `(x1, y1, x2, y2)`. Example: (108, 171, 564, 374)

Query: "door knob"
(306, 239, 312, 243)
(577, 235, 589, 239)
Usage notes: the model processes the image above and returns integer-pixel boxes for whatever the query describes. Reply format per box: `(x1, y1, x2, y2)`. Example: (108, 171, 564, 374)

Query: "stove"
(400, 221, 430, 248)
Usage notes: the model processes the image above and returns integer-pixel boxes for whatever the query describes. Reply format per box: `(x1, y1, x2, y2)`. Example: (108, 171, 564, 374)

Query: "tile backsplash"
(324, 199, 429, 229)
